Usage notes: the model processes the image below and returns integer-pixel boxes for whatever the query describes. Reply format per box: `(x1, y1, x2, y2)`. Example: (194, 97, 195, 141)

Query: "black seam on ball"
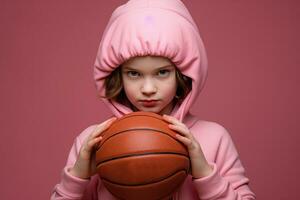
(97, 128, 181, 151)
(96, 152, 190, 167)
(100, 168, 188, 186)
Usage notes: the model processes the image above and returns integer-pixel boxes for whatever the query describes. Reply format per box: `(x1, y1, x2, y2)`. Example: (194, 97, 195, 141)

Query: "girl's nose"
(141, 79, 157, 95)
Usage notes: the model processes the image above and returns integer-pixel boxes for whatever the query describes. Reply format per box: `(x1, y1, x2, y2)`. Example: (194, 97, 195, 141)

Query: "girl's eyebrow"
(123, 64, 174, 70)
(157, 64, 175, 69)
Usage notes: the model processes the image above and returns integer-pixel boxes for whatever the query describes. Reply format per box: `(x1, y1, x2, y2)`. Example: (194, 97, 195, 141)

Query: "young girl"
(51, 0, 256, 199)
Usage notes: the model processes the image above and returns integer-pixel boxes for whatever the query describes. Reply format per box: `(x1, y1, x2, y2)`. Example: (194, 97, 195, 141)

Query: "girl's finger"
(168, 124, 193, 140)
(90, 136, 103, 146)
(88, 136, 103, 149)
(175, 134, 192, 146)
(90, 117, 117, 138)
(162, 115, 186, 129)
(84, 136, 103, 153)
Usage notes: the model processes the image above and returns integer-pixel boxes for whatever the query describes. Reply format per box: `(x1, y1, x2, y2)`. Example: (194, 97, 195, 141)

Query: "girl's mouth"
(140, 100, 158, 107)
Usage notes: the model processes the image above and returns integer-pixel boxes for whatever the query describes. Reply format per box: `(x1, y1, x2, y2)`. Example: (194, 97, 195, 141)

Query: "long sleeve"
(190, 122, 256, 199)
(51, 125, 98, 200)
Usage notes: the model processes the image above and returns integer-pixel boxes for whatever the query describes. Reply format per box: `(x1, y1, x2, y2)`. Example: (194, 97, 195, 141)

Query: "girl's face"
(121, 56, 177, 115)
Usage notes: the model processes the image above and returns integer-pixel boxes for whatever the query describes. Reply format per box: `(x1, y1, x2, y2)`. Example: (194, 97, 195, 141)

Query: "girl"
(51, 0, 256, 199)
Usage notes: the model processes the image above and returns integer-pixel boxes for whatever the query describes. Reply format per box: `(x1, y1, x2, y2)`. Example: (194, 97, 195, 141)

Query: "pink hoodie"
(51, 0, 255, 199)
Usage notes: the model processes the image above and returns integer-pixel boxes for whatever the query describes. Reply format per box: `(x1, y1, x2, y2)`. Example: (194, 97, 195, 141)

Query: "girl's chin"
(137, 107, 162, 113)
(130, 104, 161, 113)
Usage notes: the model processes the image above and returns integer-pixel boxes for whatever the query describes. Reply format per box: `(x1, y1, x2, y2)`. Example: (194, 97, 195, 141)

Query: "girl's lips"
(140, 100, 158, 107)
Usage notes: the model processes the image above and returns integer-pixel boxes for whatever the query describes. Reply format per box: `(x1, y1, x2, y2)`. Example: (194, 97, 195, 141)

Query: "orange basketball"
(96, 111, 190, 200)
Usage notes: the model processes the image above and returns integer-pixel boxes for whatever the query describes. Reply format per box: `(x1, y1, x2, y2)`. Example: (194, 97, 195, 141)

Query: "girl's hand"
(162, 114, 213, 179)
(69, 117, 117, 179)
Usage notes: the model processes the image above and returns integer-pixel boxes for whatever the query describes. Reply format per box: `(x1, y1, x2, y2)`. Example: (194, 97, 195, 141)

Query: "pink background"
(1, 0, 299, 199)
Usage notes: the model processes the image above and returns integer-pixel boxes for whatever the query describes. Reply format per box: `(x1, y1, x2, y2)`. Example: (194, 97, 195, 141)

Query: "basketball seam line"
(97, 128, 182, 150)
(100, 169, 188, 187)
(96, 152, 190, 167)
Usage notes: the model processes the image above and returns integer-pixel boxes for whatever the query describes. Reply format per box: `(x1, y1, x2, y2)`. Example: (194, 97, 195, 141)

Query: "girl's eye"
(157, 69, 170, 77)
(127, 71, 140, 78)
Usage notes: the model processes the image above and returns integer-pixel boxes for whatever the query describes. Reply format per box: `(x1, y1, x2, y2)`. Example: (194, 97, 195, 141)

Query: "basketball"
(95, 111, 190, 200)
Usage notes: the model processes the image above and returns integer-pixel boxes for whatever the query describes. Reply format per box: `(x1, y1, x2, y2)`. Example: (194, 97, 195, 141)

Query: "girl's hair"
(100, 65, 192, 107)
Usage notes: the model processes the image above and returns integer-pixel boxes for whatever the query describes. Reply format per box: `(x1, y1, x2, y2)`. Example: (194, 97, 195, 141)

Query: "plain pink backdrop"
(1, 0, 299, 199)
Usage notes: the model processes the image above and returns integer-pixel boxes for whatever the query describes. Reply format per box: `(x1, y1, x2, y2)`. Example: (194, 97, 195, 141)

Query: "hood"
(93, 0, 208, 121)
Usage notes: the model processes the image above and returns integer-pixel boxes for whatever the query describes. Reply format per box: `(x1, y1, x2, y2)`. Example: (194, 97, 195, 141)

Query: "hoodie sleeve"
(51, 125, 98, 200)
(191, 124, 256, 200)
